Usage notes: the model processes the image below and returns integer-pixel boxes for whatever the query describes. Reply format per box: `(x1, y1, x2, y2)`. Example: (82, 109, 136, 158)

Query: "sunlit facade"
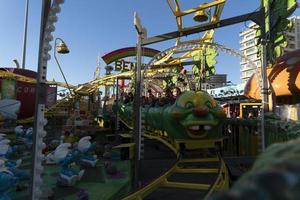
(239, 16, 300, 84)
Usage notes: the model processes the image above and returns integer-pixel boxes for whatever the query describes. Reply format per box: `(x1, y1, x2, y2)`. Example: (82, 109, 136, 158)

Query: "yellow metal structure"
(173, 138, 223, 151)
(122, 149, 228, 200)
(144, 133, 180, 158)
(148, 0, 226, 68)
(0, 70, 75, 89)
(113, 143, 135, 160)
(119, 129, 228, 200)
(193, 9, 209, 22)
(73, 68, 183, 95)
(166, 0, 225, 31)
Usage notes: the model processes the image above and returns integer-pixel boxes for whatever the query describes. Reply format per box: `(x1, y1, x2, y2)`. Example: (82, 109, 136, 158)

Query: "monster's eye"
(172, 111, 183, 119)
(205, 101, 213, 109)
(185, 101, 194, 109)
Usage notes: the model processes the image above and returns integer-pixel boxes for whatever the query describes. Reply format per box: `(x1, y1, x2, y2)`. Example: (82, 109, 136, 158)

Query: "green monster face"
(116, 90, 226, 140)
(163, 91, 226, 139)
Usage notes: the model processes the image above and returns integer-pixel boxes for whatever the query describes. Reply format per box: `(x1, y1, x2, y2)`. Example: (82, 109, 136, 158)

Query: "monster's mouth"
(185, 123, 215, 138)
(188, 125, 211, 135)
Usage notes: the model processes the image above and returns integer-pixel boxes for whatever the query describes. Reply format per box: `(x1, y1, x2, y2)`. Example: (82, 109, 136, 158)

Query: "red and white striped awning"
(148, 83, 163, 93)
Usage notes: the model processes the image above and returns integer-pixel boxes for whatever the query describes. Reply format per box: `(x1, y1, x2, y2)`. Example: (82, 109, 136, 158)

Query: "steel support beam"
(134, 12, 145, 188)
(142, 10, 264, 46)
(31, 0, 51, 199)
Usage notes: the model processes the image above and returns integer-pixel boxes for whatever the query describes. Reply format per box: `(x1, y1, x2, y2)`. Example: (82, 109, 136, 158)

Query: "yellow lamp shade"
(193, 10, 209, 22)
(56, 42, 70, 54)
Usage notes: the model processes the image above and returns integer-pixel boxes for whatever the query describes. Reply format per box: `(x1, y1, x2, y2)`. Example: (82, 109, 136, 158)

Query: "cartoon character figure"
(0, 134, 29, 181)
(0, 158, 29, 182)
(45, 137, 64, 165)
(24, 128, 33, 148)
(77, 136, 98, 167)
(53, 143, 84, 186)
(0, 138, 14, 158)
(14, 126, 33, 149)
(116, 91, 226, 140)
(0, 160, 16, 200)
(14, 126, 25, 137)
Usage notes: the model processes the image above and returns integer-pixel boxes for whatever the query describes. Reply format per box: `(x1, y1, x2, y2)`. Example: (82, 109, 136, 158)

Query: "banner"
(1, 79, 16, 99)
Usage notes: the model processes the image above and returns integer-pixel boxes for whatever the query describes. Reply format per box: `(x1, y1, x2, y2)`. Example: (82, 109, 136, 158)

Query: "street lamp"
(193, 7, 209, 22)
(54, 38, 72, 95)
(22, 0, 29, 69)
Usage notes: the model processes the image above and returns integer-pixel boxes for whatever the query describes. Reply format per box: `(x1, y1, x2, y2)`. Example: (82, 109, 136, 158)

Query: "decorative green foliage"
(192, 47, 218, 85)
(162, 66, 181, 89)
(205, 48, 218, 76)
(257, 0, 297, 64)
(162, 76, 176, 89)
(192, 64, 201, 83)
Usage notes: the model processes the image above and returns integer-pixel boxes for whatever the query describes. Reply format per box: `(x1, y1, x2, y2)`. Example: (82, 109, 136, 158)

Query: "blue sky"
(0, 0, 299, 85)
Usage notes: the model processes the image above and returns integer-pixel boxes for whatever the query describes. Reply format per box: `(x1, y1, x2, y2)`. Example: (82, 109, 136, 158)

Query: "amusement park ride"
(1, 0, 300, 200)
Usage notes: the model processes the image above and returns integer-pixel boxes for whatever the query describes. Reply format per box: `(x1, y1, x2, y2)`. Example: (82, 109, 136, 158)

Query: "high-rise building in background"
(239, 16, 300, 84)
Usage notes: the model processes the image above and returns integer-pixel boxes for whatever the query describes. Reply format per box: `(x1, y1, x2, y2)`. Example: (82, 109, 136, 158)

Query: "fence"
(222, 117, 300, 157)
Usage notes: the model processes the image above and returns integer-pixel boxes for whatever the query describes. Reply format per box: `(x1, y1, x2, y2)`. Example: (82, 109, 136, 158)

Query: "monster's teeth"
(204, 125, 212, 131)
(190, 126, 199, 130)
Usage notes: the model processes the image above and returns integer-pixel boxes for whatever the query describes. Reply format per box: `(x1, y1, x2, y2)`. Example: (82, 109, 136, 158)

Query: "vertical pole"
(199, 49, 206, 91)
(260, 42, 268, 152)
(112, 79, 115, 96)
(22, 0, 29, 69)
(31, 0, 51, 199)
(134, 26, 142, 189)
(259, 0, 270, 152)
(98, 91, 102, 115)
(115, 78, 119, 130)
(104, 66, 109, 99)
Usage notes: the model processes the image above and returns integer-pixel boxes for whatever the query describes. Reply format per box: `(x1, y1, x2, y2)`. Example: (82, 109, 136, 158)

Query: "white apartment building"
(239, 16, 300, 84)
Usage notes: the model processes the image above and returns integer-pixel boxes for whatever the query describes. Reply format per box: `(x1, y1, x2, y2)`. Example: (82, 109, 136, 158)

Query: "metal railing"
(222, 118, 300, 157)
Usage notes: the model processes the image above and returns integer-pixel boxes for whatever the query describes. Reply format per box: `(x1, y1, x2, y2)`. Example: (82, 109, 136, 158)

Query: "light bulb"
(43, 44, 52, 52)
(48, 14, 58, 23)
(42, 118, 48, 125)
(54, 0, 65, 4)
(42, 53, 51, 61)
(45, 24, 55, 32)
(39, 130, 47, 138)
(42, 142, 46, 150)
(44, 33, 53, 42)
(51, 4, 61, 14)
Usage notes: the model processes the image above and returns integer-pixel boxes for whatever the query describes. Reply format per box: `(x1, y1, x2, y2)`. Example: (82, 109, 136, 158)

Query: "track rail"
(122, 132, 229, 200)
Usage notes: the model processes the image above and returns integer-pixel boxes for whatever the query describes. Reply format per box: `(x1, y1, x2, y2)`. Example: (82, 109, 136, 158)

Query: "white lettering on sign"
(114, 60, 146, 71)
(17, 86, 36, 94)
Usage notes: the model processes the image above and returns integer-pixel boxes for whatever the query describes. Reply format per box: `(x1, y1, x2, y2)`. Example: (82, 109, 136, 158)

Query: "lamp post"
(21, 0, 29, 69)
(53, 38, 72, 95)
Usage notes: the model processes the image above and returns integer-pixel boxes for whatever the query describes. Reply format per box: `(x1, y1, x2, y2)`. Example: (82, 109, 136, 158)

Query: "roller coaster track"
(0, 70, 76, 89)
(118, 116, 229, 200)
(17, 96, 73, 124)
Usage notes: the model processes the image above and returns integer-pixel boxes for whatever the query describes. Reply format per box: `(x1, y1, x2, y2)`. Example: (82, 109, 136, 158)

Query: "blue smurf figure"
(77, 136, 98, 167)
(53, 143, 85, 186)
(0, 160, 16, 200)
(14, 126, 33, 150)
(0, 134, 29, 181)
